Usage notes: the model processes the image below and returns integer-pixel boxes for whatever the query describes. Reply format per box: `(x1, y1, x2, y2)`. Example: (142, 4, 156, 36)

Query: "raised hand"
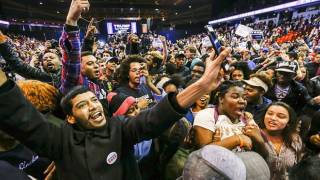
(243, 125, 264, 144)
(66, 0, 90, 26)
(85, 18, 98, 38)
(202, 47, 232, 93)
(159, 35, 166, 43)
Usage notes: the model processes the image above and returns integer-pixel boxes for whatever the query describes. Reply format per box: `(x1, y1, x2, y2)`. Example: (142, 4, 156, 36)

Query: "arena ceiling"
(0, 0, 295, 25)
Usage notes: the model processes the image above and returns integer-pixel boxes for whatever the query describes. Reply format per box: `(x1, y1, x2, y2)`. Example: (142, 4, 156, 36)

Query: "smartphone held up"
(205, 25, 222, 55)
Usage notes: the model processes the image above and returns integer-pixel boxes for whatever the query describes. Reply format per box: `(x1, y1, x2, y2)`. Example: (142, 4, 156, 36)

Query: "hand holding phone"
(205, 25, 222, 55)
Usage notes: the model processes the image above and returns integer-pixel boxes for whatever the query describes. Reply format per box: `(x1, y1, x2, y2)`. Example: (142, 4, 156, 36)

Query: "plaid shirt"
(59, 25, 104, 98)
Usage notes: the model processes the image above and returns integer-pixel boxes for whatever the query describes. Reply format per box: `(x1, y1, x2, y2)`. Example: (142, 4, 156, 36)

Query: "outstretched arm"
(59, 0, 90, 94)
(0, 33, 53, 83)
(159, 35, 168, 65)
(0, 69, 63, 160)
(176, 47, 231, 108)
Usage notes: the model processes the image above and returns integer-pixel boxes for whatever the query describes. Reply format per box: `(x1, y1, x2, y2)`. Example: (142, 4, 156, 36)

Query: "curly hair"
(147, 51, 163, 63)
(118, 55, 146, 84)
(17, 80, 59, 113)
(230, 61, 252, 80)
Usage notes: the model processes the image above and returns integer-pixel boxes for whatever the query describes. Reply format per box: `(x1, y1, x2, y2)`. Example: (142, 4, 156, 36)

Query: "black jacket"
(305, 62, 319, 79)
(265, 80, 312, 114)
(310, 76, 320, 97)
(0, 41, 61, 87)
(0, 80, 186, 180)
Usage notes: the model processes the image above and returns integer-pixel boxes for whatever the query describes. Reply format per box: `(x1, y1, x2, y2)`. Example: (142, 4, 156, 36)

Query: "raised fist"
(66, 0, 90, 26)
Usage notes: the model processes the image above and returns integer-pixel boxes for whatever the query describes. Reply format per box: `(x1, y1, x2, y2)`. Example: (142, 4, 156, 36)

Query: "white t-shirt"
(193, 108, 255, 140)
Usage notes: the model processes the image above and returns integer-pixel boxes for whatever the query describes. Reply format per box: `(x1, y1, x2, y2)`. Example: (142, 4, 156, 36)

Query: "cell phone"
(205, 25, 222, 55)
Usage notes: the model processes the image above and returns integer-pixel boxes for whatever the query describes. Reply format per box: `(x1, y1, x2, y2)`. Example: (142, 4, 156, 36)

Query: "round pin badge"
(106, 152, 117, 165)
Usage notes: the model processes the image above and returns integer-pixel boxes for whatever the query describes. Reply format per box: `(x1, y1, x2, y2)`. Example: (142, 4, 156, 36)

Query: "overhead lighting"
(0, 20, 10, 25)
(189, 5, 192, 9)
(130, 8, 134, 11)
(57, 11, 60, 14)
(175, 12, 178, 15)
(209, 0, 320, 24)
(39, 1, 43, 5)
(155, 8, 159, 11)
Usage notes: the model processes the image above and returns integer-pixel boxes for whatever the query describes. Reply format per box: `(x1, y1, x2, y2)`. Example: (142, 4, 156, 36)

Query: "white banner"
(235, 24, 253, 38)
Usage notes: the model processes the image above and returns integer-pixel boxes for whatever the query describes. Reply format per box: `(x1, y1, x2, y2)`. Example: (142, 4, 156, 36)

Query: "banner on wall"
(106, 21, 137, 34)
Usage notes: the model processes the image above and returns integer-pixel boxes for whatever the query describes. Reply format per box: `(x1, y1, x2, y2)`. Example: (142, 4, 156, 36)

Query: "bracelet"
(237, 135, 243, 148)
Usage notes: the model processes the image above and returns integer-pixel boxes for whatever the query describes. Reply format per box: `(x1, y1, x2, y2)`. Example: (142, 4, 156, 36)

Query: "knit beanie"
(107, 92, 136, 116)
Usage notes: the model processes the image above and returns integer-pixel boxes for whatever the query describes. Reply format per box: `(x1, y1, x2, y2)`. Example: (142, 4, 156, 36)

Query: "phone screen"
(205, 25, 222, 55)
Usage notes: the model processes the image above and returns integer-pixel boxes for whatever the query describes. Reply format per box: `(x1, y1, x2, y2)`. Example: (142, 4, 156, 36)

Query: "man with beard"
(115, 55, 161, 109)
(0, 34, 62, 88)
(0, 21, 232, 180)
(56, 4, 112, 98)
(243, 72, 273, 126)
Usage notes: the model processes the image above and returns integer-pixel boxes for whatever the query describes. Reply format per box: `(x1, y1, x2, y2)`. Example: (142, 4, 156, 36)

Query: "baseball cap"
(107, 92, 136, 116)
(243, 77, 269, 92)
(275, 61, 298, 74)
(182, 145, 246, 180)
(262, 47, 269, 52)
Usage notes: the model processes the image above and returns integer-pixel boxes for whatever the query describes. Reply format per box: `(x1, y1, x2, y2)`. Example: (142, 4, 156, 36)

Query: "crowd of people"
(0, 0, 320, 180)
